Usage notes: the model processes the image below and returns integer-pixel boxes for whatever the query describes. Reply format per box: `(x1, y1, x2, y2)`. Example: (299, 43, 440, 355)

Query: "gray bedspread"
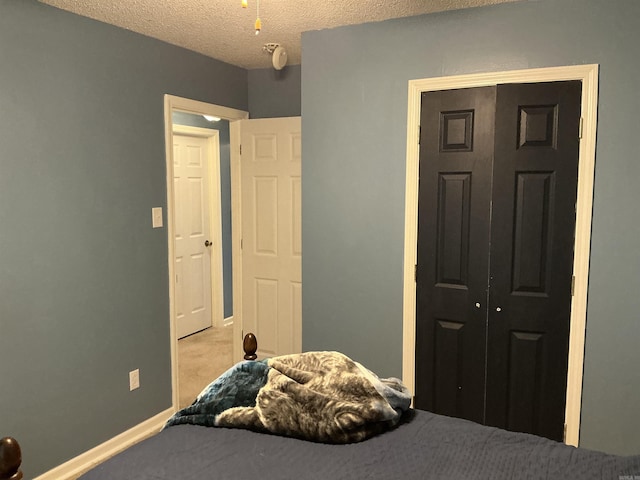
(80, 409, 640, 479)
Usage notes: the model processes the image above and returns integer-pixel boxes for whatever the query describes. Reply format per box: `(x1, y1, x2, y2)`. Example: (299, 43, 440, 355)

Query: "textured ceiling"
(39, 0, 519, 69)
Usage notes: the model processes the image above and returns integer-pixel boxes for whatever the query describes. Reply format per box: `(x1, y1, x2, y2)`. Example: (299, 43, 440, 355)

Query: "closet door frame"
(402, 64, 599, 447)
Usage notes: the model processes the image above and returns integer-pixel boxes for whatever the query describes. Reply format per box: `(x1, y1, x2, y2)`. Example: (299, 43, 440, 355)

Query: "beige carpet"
(178, 326, 234, 409)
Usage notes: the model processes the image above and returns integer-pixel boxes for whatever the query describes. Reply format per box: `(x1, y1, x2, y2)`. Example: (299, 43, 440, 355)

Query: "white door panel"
(174, 134, 213, 338)
(241, 117, 302, 357)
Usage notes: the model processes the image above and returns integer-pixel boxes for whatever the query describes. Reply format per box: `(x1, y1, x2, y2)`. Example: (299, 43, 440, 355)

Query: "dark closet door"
(415, 81, 581, 442)
(414, 87, 496, 423)
(485, 81, 581, 441)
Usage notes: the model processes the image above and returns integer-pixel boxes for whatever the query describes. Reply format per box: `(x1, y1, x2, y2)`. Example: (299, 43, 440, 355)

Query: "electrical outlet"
(129, 369, 140, 391)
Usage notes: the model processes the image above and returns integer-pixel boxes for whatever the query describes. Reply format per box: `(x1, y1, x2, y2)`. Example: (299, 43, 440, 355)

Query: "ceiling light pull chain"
(255, 0, 261, 35)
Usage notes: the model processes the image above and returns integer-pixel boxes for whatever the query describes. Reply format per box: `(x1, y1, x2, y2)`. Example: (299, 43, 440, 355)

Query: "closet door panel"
(415, 81, 581, 442)
(415, 87, 496, 424)
(486, 81, 582, 441)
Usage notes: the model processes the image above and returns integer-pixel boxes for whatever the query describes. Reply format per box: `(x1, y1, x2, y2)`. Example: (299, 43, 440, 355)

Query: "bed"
(2, 334, 639, 480)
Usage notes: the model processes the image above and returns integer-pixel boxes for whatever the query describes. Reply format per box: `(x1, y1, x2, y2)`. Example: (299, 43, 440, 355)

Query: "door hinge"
(240, 144, 242, 155)
(418, 125, 421, 145)
(571, 275, 575, 296)
(563, 423, 567, 443)
(578, 117, 584, 139)
(241, 238, 243, 250)
(414, 264, 418, 282)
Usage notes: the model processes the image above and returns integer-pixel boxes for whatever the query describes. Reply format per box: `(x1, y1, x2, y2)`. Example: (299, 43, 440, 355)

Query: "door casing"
(163, 95, 248, 411)
(402, 64, 599, 446)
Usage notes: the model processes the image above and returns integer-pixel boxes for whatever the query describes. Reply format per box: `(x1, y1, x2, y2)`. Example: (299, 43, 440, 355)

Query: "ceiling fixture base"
(262, 43, 280, 54)
(263, 43, 288, 70)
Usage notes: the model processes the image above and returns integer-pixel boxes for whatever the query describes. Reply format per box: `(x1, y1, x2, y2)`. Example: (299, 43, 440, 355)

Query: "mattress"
(79, 409, 640, 479)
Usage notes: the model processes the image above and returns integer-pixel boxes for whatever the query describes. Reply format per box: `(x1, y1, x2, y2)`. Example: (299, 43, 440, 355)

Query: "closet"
(414, 81, 581, 442)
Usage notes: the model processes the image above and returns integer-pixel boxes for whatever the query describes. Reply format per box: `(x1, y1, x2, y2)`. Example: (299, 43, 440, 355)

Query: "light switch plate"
(129, 369, 140, 391)
(152, 207, 163, 228)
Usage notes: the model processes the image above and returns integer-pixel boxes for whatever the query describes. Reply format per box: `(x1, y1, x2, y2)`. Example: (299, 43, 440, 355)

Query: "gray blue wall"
(171, 112, 233, 318)
(248, 65, 302, 118)
(0, 1, 247, 477)
(301, 0, 640, 455)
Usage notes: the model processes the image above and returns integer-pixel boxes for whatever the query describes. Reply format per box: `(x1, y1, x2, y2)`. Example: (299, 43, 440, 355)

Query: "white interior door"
(174, 133, 214, 339)
(241, 117, 302, 357)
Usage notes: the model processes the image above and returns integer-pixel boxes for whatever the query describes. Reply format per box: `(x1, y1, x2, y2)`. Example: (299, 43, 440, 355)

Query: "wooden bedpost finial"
(0, 437, 23, 480)
(243, 332, 258, 360)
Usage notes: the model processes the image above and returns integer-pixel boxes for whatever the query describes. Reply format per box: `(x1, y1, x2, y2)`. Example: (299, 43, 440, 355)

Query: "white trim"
(224, 315, 234, 327)
(163, 95, 248, 411)
(172, 124, 224, 329)
(229, 120, 244, 363)
(402, 64, 599, 447)
(33, 408, 173, 480)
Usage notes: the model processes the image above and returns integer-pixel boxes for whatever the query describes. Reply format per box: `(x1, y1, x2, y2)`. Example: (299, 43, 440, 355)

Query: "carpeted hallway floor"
(178, 325, 234, 409)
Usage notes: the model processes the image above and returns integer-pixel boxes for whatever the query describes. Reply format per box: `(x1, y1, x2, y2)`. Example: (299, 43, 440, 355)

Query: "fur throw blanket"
(165, 351, 411, 443)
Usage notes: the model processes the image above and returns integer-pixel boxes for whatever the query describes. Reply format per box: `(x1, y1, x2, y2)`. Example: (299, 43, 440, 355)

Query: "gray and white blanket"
(165, 351, 411, 443)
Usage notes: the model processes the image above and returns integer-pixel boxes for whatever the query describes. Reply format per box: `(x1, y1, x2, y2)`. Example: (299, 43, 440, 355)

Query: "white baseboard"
(223, 315, 233, 327)
(34, 407, 174, 480)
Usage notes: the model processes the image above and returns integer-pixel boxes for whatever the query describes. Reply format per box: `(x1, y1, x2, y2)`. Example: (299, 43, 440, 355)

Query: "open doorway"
(163, 95, 248, 410)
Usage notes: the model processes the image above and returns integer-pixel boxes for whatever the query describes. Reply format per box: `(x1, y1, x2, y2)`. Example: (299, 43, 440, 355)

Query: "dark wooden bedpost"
(243, 332, 257, 360)
(0, 437, 23, 480)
